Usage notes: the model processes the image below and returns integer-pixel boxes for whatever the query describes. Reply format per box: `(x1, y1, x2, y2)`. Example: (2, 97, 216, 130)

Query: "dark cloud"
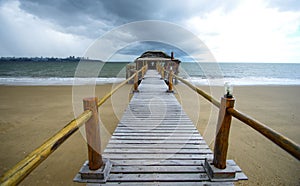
(19, 0, 114, 38)
(117, 41, 187, 56)
(18, 0, 239, 39)
(3, 0, 298, 60)
(19, 0, 161, 38)
(111, 41, 197, 62)
(84, 21, 213, 62)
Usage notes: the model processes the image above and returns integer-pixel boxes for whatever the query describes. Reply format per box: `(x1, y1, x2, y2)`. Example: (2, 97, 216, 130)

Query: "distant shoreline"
(0, 56, 102, 62)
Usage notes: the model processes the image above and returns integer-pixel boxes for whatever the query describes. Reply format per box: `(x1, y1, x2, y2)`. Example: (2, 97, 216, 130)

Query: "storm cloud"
(17, 0, 240, 38)
(0, 0, 300, 62)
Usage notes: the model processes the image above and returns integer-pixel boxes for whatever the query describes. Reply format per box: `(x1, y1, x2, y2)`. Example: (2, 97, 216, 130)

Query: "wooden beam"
(213, 97, 235, 169)
(168, 71, 173, 92)
(0, 110, 92, 186)
(227, 107, 300, 160)
(133, 70, 139, 92)
(161, 67, 165, 79)
(173, 74, 221, 108)
(83, 97, 103, 170)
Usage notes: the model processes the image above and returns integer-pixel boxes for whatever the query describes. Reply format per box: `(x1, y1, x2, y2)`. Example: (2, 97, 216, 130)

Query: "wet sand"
(0, 85, 299, 185)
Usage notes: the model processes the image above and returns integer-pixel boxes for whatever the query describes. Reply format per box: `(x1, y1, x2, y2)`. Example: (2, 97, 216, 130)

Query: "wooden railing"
(157, 64, 300, 168)
(0, 66, 147, 186)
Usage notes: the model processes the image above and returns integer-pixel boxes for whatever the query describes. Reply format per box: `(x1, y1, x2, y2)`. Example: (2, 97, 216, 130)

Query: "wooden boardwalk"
(97, 70, 246, 185)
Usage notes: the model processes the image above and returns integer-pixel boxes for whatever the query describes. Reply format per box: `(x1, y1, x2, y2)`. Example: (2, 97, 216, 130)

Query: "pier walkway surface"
(86, 70, 246, 185)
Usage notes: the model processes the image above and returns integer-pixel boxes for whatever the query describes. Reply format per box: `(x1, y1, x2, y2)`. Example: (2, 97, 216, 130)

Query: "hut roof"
(138, 51, 172, 59)
(135, 51, 181, 64)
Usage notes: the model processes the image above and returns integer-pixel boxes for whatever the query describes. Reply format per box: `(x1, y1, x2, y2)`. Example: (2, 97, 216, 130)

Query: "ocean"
(0, 61, 299, 86)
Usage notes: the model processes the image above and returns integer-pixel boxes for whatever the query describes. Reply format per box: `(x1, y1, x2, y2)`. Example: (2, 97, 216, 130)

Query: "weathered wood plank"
(104, 148, 212, 154)
(107, 139, 205, 144)
(104, 159, 209, 166)
(113, 131, 198, 135)
(110, 136, 203, 140)
(106, 144, 209, 149)
(110, 165, 205, 173)
(115, 126, 196, 130)
(93, 182, 233, 186)
(112, 132, 199, 136)
(107, 173, 209, 182)
(117, 126, 194, 129)
(117, 122, 195, 125)
(112, 130, 199, 134)
(103, 154, 213, 160)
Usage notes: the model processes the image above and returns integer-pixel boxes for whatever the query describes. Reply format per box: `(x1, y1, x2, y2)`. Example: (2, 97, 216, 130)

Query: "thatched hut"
(135, 51, 180, 72)
(126, 51, 181, 83)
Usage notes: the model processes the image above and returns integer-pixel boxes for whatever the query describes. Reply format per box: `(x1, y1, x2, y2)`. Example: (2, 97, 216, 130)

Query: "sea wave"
(0, 77, 299, 86)
(0, 77, 126, 86)
(187, 77, 300, 86)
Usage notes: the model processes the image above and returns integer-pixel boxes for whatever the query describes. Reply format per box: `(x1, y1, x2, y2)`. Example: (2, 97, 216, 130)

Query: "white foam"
(0, 77, 125, 86)
(185, 77, 300, 86)
(1, 77, 299, 86)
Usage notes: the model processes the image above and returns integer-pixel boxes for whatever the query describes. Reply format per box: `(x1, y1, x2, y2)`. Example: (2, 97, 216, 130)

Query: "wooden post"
(168, 71, 173, 92)
(142, 66, 145, 79)
(213, 96, 235, 169)
(83, 97, 103, 170)
(133, 70, 139, 92)
(161, 68, 165, 79)
(126, 65, 129, 80)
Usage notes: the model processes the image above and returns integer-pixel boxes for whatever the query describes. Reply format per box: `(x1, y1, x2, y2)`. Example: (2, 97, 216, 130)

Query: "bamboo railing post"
(161, 67, 165, 79)
(133, 70, 139, 92)
(159, 65, 161, 74)
(83, 97, 103, 170)
(213, 96, 235, 169)
(167, 70, 173, 92)
(142, 66, 145, 79)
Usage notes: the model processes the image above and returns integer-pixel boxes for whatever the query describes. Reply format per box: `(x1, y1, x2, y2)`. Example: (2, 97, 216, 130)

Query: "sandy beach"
(0, 84, 299, 185)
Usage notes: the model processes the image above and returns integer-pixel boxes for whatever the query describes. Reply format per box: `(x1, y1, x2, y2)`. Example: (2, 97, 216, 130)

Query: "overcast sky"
(0, 0, 300, 62)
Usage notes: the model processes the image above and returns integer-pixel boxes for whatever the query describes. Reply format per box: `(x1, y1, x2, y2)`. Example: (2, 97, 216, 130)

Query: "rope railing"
(156, 64, 300, 165)
(97, 65, 147, 107)
(174, 75, 221, 108)
(227, 108, 300, 160)
(0, 66, 147, 186)
(0, 110, 93, 186)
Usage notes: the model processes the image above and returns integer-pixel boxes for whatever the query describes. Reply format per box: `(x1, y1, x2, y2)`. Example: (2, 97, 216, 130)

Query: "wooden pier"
(3, 63, 299, 185)
(75, 70, 247, 185)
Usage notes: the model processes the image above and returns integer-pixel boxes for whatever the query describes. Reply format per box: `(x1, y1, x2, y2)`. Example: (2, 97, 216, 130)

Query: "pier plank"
(98, 70, 244, 185)
(106, 144, 209, 149)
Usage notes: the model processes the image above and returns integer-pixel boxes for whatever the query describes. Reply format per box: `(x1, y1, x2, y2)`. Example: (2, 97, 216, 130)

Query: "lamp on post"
(224, 82, 233, 98)
(204, 81, 238, 181)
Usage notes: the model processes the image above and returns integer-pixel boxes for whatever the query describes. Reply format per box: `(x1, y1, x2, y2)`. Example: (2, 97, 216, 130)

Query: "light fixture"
(224, 82, 233, 98)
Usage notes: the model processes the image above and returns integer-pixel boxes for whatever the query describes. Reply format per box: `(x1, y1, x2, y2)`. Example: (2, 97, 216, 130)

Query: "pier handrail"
(0, 110, 93, 186)
(174, 75, 221, 108)
(227, 108, 300, 160)
(171, 73, 300, 161)
(97, 65, 147, 107)
(0, 66, 147, 186)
